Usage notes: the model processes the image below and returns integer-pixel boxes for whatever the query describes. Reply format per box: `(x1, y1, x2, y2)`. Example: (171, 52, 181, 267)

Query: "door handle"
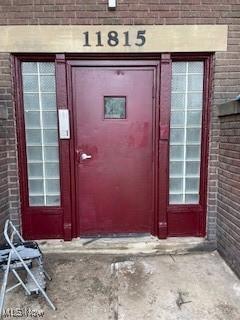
(80, 153, 92, 160)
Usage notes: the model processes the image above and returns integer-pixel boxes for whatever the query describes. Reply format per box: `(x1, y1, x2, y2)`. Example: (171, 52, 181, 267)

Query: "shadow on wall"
(217, 98, 240, 279)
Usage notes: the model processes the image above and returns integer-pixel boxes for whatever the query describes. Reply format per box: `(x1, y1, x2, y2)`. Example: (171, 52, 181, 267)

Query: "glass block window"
(169, 61, 203, 204)
(22, 62, 60, 207)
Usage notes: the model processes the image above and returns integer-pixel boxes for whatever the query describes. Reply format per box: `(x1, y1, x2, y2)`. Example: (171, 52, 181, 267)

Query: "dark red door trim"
(12, 53, 212, 240)
(167, 53, 213, 237)
(70, 65, 157, 235)
(12, 54, 64, 240)
(158, 54, 172, 238)
(66, 60, 160, 238)
(55, 54, 72, 240)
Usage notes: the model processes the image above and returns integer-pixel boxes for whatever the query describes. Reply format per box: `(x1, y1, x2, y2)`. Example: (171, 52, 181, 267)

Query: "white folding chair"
(0, 220, 56, 317)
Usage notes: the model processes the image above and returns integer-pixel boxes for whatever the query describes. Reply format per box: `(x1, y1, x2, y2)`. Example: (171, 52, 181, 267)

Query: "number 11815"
(83, 30, 146, 47)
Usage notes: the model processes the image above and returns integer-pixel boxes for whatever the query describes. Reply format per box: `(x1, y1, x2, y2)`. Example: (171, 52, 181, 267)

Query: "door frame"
(66, 59, 161, 237)
(13, 53, 212, 240)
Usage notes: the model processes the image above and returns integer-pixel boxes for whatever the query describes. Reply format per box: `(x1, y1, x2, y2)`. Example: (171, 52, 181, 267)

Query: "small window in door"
(104, 96, 126, 119)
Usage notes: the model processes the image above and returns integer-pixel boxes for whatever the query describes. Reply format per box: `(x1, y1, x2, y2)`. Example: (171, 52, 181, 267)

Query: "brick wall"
(0, 53, 20, 237)
(0, 114, 8, 240)
(0, 0, 239, 239)
(0, 54, 10, 240)
(217, 109, 240, 278)
(0, 0, 239, 26)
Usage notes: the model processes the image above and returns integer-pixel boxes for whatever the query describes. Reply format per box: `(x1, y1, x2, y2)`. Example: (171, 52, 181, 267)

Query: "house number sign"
(83, 30, 146, 48)
(0, 25, 227, 53)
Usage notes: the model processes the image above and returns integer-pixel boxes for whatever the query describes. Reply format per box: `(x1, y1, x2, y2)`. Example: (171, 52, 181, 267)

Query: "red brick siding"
(217, 113, 240, 278)
(0, 54, 10, 239)
(0, 53, 20, 234)
(0, 0, 239, 239)
(208, 24, 240, 240)
(0, 118, 9, 241)
(0, 1, 239, 25)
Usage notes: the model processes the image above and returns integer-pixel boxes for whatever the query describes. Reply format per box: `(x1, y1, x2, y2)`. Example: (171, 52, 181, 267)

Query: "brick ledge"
(218, 100, 240, 117)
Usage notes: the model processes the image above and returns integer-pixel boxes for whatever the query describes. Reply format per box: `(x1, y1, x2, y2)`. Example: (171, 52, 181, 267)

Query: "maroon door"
(72, 66, 155, 236)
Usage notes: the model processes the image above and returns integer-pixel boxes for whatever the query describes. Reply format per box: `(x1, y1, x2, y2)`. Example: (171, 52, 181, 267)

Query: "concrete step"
(38, 236, 216, 255)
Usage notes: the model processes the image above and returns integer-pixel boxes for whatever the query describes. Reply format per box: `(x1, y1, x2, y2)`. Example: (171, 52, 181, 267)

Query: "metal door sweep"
(0, 220, 56, 317)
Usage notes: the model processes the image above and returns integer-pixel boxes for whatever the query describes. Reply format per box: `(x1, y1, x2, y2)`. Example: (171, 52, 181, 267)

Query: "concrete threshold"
(38, 236, 216, 255)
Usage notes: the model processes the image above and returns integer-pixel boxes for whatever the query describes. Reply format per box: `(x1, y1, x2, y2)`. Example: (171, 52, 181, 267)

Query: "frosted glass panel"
(45, 163, 59, 178)
(172, 75, 186, 91)
(29, 180, 44, 194)
(26, 130, 42, 145)
(170, 145, 184, 160)
(22, 62, 60, 207)
(23, 94, 40, 111)
(186, 161, 200, 176)
(27, 146, 42, 161)
(187, 93, 203, 109)
(46, 195, 60, 206)
(170, 162, 184, 177)
(188, 62, 203, 73)
(41, 94, 56, 111)
(23, 75, 38, 92)
(186, 145, 201, 160)
(169, 61, 203, 204)
(28, 163, 43, 178)
(172, 62, 186, 74)
(185, 194, 199, 204)
(40, 75, 56, 92)
(42, 112, 57, 128)
(171, 111, 185, 127)
(188, 75, 203, 91)
(186, 178, 199, 193)
(29, 196, 44, 206)
(22, 62, 38, 73)
(169, 194, 184, 204)
(171, 93, 185, 109)
(46, 179, 60, 194)
(187, 111, 202, 126)
(44, 147, 59, 161)
(186, 128, 201, 143)
(39, 63, 55, 74)
(43, 130, 58, 145)
(170, 129, 185, 144)
(170, 178, 183, 193)
(25, 111, 41, 128)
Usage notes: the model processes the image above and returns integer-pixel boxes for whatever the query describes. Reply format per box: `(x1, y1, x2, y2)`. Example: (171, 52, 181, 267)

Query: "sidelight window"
(169, 61, 203, 204)
(22, 62, 60, 207)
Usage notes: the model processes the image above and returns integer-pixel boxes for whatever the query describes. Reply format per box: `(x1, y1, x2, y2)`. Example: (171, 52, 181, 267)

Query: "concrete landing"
(38, 236, 216, 255)
(3, 252, 240, 320)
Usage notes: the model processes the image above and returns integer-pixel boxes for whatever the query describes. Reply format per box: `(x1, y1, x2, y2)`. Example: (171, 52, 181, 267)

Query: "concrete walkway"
(3, 251, 240, 320)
